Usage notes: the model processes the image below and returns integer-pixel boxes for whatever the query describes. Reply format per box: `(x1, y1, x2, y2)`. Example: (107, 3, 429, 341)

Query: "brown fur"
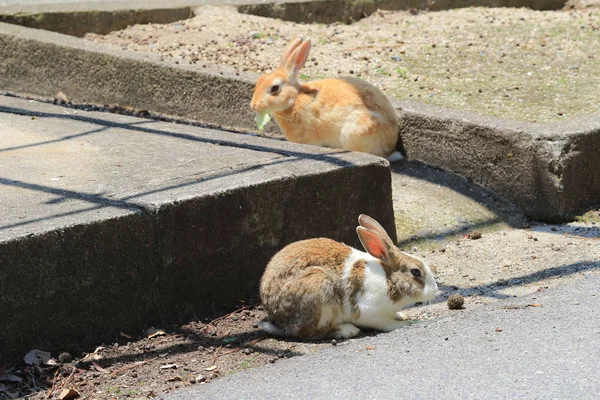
(347, 259, 365, 319)
(259, 215, 436, 340)
(260, 239, 351, 338)
(381, 250, 427, 302)
(250, 37, 399, 157)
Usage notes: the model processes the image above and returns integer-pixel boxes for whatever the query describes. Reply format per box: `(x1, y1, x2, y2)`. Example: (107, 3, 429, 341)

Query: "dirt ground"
(2, 5, 600, 400)
(86, 5, 600, 123)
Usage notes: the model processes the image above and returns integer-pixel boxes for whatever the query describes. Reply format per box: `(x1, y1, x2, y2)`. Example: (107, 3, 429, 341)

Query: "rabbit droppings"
(251, 36, 403, 162)
(259, 215, 438, 340)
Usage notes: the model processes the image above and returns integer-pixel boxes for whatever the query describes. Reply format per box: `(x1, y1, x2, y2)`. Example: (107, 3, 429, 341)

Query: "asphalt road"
(164, 275, 600, 400)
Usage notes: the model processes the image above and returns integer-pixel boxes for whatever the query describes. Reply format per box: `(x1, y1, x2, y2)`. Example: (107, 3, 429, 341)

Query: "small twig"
(211, 346, 223, 366)
(207, 304, 259, 327)
(110, 357, 158, 375)
(247, 336, 266, 346)
(563, 233, 600, 241)
(91, 362, 110, 374)
(55, 365, 77, 395)
(46, 368, 61, 399)
(218, 348, 241, 358)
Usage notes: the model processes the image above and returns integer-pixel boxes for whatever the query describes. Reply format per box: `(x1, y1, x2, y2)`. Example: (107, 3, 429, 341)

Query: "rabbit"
(250, 36, 403, 162)
(259, 214, 438, 340)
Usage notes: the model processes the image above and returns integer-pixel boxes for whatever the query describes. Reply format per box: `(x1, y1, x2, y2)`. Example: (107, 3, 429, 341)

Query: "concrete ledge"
(0, 21, 260, 133)
(0, 0, 567, 37)
(0, 96, 395, 362)
(0, 7, 193, 37)
(238, 0, 567, 24)
(396, 100, 600, 221)
(1, 22, 598, 221)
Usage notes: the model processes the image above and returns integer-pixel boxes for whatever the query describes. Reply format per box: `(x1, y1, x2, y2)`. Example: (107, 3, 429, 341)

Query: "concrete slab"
(2, 21, 598, 221)
(0, 95, 395, 361)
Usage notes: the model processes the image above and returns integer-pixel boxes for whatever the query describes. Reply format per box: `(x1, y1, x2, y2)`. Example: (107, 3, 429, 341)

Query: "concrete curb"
(0, 7, 193, 37)
(0, 0, 568, 37)
(396, 100, 600, 221)
(0, 95, 395, 362)
(239, 0, 567, 24)
(1, 22, 598, 221)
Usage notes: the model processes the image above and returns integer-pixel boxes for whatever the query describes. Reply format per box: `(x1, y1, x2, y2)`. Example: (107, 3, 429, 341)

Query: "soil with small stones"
(85, 5, 600, 123)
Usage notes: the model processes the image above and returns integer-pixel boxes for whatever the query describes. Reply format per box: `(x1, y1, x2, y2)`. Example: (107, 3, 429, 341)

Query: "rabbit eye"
(410, 268, 421, 277)
(270, 84, 280, 93)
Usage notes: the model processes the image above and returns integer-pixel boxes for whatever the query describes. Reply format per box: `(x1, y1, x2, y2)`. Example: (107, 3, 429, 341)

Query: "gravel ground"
(85, 5, 600, 123)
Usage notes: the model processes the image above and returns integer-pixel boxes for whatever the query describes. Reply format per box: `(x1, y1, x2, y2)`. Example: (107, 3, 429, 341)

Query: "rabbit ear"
(279, 36, 304, 68)
(356, 227, 391, 263)
(284, 38, 311, 78)
(358, 215, 394, 245)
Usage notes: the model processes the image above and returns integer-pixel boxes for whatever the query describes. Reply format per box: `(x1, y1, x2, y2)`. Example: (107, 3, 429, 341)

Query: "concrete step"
(0, 95, 395, 361)
(1, 21, 598, 221)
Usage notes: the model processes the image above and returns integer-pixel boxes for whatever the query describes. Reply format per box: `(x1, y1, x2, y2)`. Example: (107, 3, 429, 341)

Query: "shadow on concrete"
(0, 155, 299, 232)
(392, 159, 524, 226)
(435, 259, 599, 302)
(389, 159, 600, 241)
(0, 119, 150, 153)
(0, 104, 354, 166)
(0, 104, 362, 232)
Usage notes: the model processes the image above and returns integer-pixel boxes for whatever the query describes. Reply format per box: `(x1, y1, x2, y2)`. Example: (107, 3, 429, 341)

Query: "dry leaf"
(81, 352, 103, 363)
(58, 388, 80, 400)
(527, 303, 542, 308)
(92, 362, 110, 374)
(120, 332, 133, 340)
(166, 376, 183, 382)
(147, 327, 167, 339)
(204, 365, 217, 371)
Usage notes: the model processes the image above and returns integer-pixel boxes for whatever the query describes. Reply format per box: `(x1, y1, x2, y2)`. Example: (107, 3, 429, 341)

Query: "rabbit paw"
(395, 311, 409, 321)
(333, 323, 361, 339)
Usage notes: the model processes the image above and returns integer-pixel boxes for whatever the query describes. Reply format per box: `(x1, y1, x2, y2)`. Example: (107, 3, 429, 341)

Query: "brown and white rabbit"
(259, 214, 438, 339)
(250, 36, 403, 162)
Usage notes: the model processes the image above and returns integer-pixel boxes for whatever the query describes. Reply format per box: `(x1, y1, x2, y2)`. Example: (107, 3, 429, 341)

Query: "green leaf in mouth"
(254, 112, 271, 133)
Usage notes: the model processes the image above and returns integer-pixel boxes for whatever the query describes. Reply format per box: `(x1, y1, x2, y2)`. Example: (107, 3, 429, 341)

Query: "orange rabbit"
(251, 36, 403, 162)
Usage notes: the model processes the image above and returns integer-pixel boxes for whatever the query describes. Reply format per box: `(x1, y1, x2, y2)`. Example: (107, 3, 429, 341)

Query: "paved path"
(165, 275, 600, 400)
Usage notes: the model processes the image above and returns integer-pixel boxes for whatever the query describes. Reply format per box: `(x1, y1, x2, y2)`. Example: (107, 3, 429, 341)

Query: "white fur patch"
(258, 321, 285, 336)
(356, 255, 396, 321)
(386, 151, 404, 163)
(317, 304, 335, 329)
(334, 323, 361, 339)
